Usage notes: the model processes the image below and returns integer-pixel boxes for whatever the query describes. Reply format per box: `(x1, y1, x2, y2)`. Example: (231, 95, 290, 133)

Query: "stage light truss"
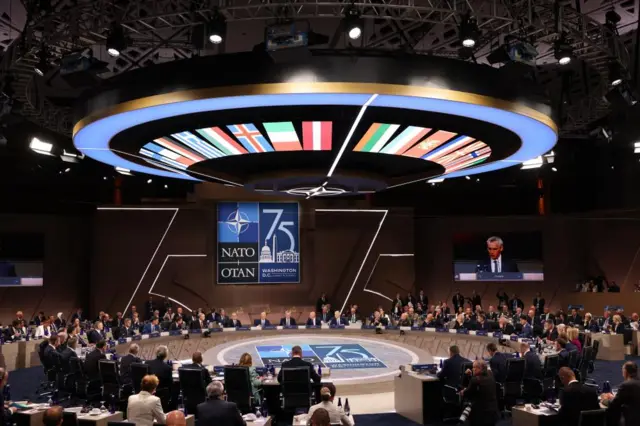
(0, 0, 635, 137)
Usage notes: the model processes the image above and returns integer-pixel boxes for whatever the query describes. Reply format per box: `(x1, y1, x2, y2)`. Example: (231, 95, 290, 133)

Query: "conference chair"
(280, 367, 314, 412)
(61, 411, 78, 426)
(178, 367, 207, 415)
(130, 363, 150, 394)
(503, 358, 525, 409)
(459, 362, 474, 389)
(577, 347, 594, 383)
(568, 350, 580, 370)
(542, 354, 559, 393)
(441, 384, 463, 423)
(70, 358, 101, 402)
(578, 408, 606, 426)
(224, 366, 255, 414)
(522, 377, 544, 404)
(99, 360, 122, 402)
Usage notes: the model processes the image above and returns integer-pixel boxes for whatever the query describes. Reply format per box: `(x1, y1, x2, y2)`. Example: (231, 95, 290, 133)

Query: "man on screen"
(475, 236, 519, 273)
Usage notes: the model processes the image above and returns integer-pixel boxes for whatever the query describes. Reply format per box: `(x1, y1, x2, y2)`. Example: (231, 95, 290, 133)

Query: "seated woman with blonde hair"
(238, 353, 262, 404)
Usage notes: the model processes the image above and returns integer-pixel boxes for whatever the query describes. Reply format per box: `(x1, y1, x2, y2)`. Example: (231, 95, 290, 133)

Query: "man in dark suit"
(498, 317, 515, 335)
(555, 338, 571, 368)
(277, 345, 321, 384)
(558, 367, 599, 426)
(182, 351, 212, 385)
(540, 308, 555, 324)
(417, 290, 428, 308)
(170, 317, 186, 331)
(87, 321, 106, 344)
(197, 381, 245, 426)
(460, 360, 499, 426)
(145, 296, 155, 321)
(437, 345, 471, 389)
(452, 290, 465, 313)
(519, 316, 533, 338)
(508, 294, 524, 313)
(486, 343, 507, 383)
(142, 317, 161, 334)
(58, 336, 79, 374)
(120, 318, 136, 337)
(146, 345, 173, 389)
(224, 313, 241, 328)
(119, 343, 142, 386)
(542, 320, 559, 341)
(316, 293, 328, 313)
(318, 306, 331, 324)
(43, 335, 61, 371)
(568, 308, 582, 326)
(329, 311, 347, 327)
(533, 293, 545, 316)
(475, 236, 519, 273)
(279, 311, 297, 327)
(469, 290, 482, 311)
(84, 339, 107, 382)
(345, 307, 360, 324)
(306, 311, 321, 327)
(190, 313, 207, 330)
(520, 342, 543, 379)
(603, 361, 640, 426)
(253, 312, 271, 328)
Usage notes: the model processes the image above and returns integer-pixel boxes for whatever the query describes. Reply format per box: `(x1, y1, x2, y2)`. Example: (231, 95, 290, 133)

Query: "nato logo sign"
(217, 202, 300, 284)
(310, 344, 387, 369)
(256, 344, 322, 366)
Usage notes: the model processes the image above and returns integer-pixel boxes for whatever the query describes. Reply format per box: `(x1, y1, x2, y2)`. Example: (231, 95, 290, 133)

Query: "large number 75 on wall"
(262, 208, 296, 252)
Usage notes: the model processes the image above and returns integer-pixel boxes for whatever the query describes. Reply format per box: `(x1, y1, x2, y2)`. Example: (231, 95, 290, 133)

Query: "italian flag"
(263, 122, 302, 151)
(302, 121, 332, 151)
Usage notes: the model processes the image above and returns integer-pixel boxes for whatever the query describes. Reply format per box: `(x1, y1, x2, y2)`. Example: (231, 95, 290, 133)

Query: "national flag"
(263, 122, 302, 151)
(170, 131, 226, 159)
(380, 126, 431, 154)
(140, 146, 189, 170)
(401, 131, 457, 158)
(422, 135, 475, 162)
(436, 141, 487, 166)
(353, 123, 400, 153)
(140, 142, 195, 167)
(445, 148, 491, 173)
(196, 127, 247, 155)
(302, 121, 332, 151)
(153, 137, 204, 163)
(227, 124, 274, 153)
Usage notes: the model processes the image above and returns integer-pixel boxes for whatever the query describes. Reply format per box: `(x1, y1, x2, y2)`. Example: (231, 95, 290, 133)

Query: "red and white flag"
(302, 121, 332, 151)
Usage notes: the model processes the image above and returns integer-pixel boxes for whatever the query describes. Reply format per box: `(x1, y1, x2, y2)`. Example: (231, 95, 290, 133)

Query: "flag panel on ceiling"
(302, 121, 332, 151)
(444, 146, 492, 172)
(140, 147, 189, 170)
(380, 126, 431, 154)
(401, 130, 458, 158)
(353, 123, 400, 152)
(196, 127, 247, 155)
(422, 135, 475, 162)
(171, 131, 226, 159)
(436, 141, 488, 166)
(227, 124, 274, 153)
(142, 142, 194, 167)
(153, 137, 204, 163)
(445, 151, 491, 173)
(263, 122, 302, 151)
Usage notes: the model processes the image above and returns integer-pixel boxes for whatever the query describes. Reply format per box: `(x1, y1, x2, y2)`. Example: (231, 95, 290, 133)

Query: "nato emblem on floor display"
(217, 202, 300, 284)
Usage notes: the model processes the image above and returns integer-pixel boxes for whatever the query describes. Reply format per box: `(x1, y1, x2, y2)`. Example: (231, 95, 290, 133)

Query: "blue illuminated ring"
(73, 83, 557, 182)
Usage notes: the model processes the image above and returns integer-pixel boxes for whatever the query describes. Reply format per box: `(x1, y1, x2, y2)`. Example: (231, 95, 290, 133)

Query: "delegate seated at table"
(197, 382, 245, 426)
(224, 313, 242, 328)
(307, 384, 354, 426)
(146, 345, 173, 389)
(519, 343, 543, 379)
(486, 343, 507, 383)
(601, 361, 640, 426)
(306, 312, 321, 327)
(280, 311, 297, 327)
(277, 345, 321, 384)
(329, 311, 347, 327)
(459, 360, 499, 426)
(238, 353, 262, 404)
(254, 312, 272, 327)
(127, 375, 167, 426)
(437, 345, 471, 389)
(557, 367, 599, 426)
(181, 351, 212, 386)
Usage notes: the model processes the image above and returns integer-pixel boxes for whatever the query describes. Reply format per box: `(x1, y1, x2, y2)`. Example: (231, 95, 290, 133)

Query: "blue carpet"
(7, 366, 45, 401)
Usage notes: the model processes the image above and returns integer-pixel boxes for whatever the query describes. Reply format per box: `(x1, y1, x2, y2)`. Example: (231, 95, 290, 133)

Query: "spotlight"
(64, 168, 71, 173)
(427, 177, 444, 184)
(115, 166, 132, 176)
(345, 7, 362, 40)
(554, 37, 573, 65)
(521, 156, 543, 170)
(465, 176, 471, 180)
(207, 13, 226, 44)
(634, 142, 640, 154)
(608, 60, 623, 86)
(164, 184, 168, 189)
(551, 167, 558, 172)
(34, 49, 49, 76)
(106, 23, 127, 57)
(459, 14, 479, 48)
(147, 179, 152, 184)
(29, 137, 54, 155)
(103, 176, 108, 180)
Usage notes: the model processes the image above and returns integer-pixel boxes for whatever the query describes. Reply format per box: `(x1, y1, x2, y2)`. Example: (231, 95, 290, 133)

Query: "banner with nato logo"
(217, 202, 300, 284)
(256, 344, 387, 369)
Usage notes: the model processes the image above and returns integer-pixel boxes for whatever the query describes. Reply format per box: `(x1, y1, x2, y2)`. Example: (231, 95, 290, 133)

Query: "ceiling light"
(115, 166, 132, 176)
(427, 177, 444, 184)
(521, 156, 543, 170)
(103, 176, 108, 180)
(345, 7, 362, 40)
(164, 184, 168, 189)
(459, 14, 479, 49)
(64, 168, 71, 173)
(106, 23, 127, 57)
(465, 175, 471, 180)
(207, 13, 227, 44)
(551, 167, 558, 172)
(634, 142, 640, 154)
(29, 137, 54, 155)
(147, 179, 152, 184)
(554, 37, 573, 65)
(609, 60, 623, 87)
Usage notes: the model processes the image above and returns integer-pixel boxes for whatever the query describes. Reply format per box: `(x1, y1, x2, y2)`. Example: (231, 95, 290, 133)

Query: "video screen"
(453, 232, 543, 281)
(0, 233, 44, 286)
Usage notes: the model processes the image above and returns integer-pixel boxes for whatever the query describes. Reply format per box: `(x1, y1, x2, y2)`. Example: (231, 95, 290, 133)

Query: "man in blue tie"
(143, 317, 161, 334)
(253, 312, 271, 328)
(519, 316, 533, 338)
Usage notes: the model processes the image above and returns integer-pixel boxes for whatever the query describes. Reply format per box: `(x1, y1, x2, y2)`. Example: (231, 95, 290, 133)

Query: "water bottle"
(603, 381, 612, 394)
(439, 359, 443, 369)
(337, 397, 343, 412)
(47, 396, 53, 406)
(178, 391, 186, 414)
(261, 399, 268, 418)
(109, 394, 116, 414)
(255, 406, 262, 419)
(3, 384, 10, 402)
(344, 398, 350, 416)
(318, 365, 322, 376)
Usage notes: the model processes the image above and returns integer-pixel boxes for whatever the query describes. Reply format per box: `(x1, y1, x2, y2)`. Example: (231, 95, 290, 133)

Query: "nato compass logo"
(226, 209, 251, 235)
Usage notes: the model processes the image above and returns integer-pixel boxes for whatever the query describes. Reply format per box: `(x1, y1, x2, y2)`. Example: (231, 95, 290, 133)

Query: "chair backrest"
(543, 354, 559, 377)
(99, 360, 119, 385)
(460, 362, 473, 387)
(178, 367, 207, 408)
(578, 408, 606, 426)
(70, 357, 86, 378)
(568, 350, 579, 369)
(280, 367, 313, 409)
(62, 412, 78, 426)
(592, 339, 600, 357)
(131, 363, 150, 394)
(223, 366, 253, 412)
(505, 358, 526, 382)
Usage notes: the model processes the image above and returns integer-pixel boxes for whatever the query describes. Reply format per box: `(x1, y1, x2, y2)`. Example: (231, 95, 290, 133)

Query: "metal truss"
(0, 0, 636, 137)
